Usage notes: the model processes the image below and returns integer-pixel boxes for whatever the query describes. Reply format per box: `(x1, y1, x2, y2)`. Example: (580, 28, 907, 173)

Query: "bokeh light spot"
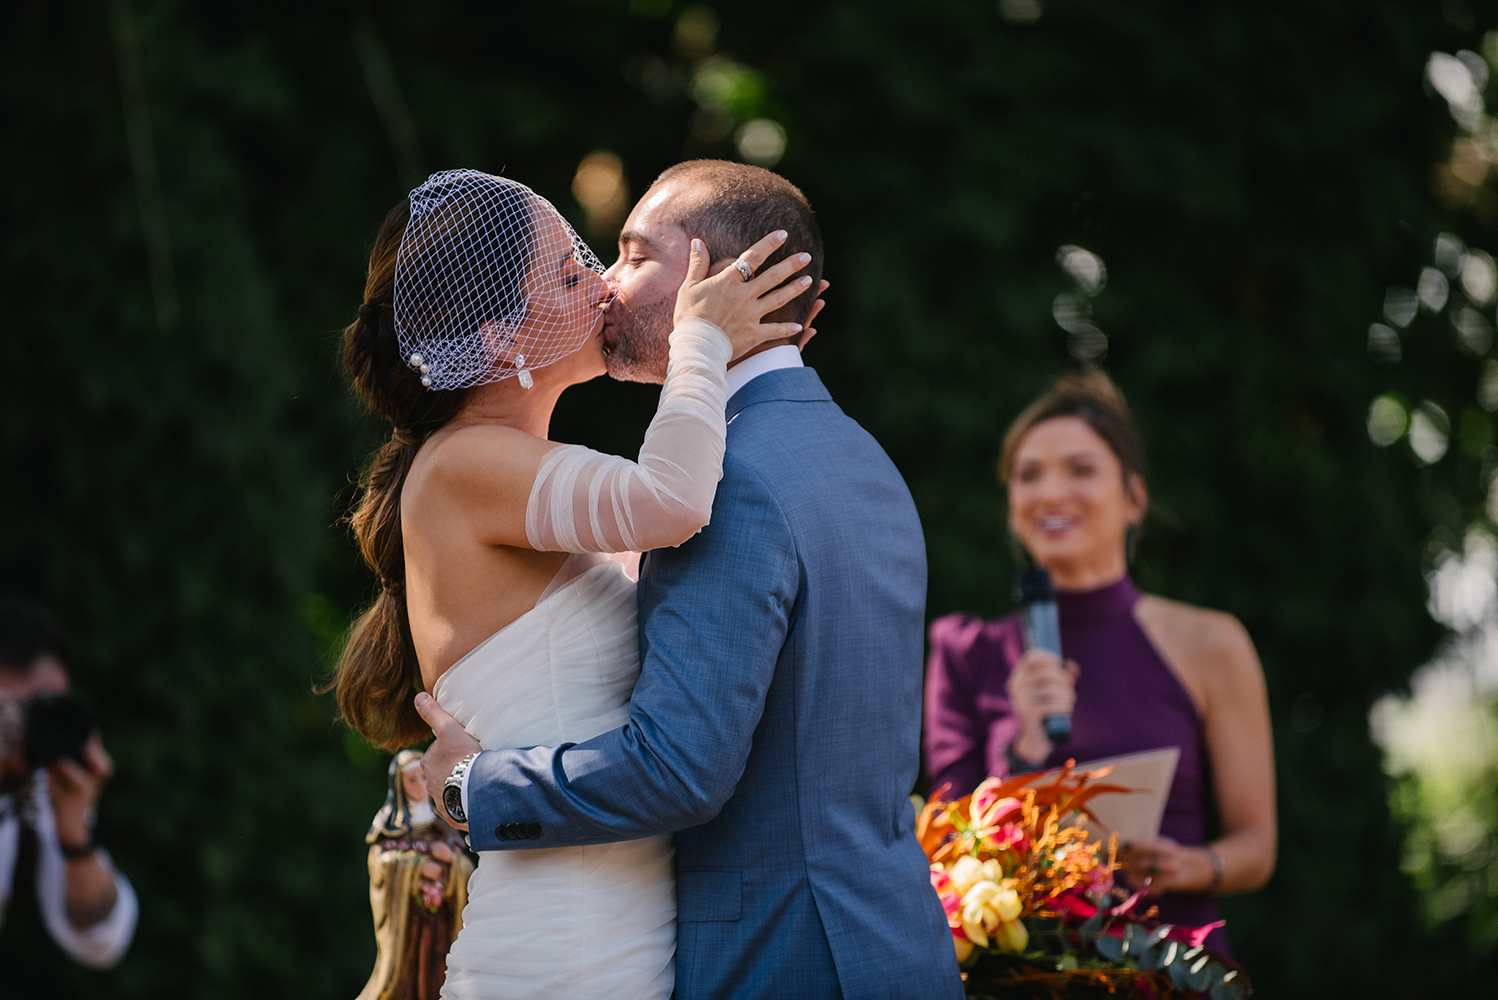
(998, 0, 1043, 24)
(1066, 326, 1107, 362)
(1052, 291, 1091, 332)
(673, 5, 719, 61)
(1057, 245, 1106, 296)
(1461, 249, 1497, 306)
(1368, 394, 1409, 446)
(1481, 360, 1498, 412)
(1368, 322, 1402, 363)
(1385, 286, 1419, 328)
(572, 151, 629, 236)
(736, 118, 787, 167)
(1453, 306, 1493, 355)
(1411, 402, 1452, 464)
(1420, 266, 1452, 313)
(1436, 231, 1467, 274)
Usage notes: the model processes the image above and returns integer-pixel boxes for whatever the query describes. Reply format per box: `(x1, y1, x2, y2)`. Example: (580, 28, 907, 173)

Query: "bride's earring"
(514, 354, 533, 390)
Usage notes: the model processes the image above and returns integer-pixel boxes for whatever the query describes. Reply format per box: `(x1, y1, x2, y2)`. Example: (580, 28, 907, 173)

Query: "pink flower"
(1049, 892, 1098, 921)
(970, 780, 1023, 829)
(931, 865, 964, 927)
(1159, 918, 1227, 950)
(1110, 884, 1149, 918)
(1084, 863, 1114, 899)
(991, 823, 1031, 855)
(940, 890, 962, 922)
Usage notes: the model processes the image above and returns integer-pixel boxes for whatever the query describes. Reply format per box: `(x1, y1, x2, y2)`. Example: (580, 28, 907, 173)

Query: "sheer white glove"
(525, 317, 732, 553)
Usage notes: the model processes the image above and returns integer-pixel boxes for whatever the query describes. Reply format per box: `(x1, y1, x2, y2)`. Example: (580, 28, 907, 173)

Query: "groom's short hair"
(652, 160, 823, 326)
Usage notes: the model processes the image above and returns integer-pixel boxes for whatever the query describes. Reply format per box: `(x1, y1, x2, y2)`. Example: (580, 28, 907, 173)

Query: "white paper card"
(1037, 746, 1180, 845)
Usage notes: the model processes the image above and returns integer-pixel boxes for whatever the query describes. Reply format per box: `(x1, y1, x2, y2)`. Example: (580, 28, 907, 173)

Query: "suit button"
(526, 822, 541, 839)
(495, 825, 509, 840)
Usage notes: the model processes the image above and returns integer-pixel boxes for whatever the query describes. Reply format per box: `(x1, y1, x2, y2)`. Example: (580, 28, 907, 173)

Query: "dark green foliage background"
(0, 0, 1487, 995)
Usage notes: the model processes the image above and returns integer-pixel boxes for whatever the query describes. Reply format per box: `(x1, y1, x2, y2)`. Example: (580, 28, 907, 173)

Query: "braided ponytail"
(332, 199, 475, 751)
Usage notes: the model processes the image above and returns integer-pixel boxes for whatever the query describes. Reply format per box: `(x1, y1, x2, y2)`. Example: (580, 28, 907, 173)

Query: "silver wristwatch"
(442, 752, 479, 824)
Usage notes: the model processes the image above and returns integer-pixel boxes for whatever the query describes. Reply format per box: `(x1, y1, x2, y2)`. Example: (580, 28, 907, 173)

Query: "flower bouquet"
(919, 764, 1249, 999)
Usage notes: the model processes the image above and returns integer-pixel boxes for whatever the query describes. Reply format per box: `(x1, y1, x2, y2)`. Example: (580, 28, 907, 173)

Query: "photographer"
(0, 600, 136, 968)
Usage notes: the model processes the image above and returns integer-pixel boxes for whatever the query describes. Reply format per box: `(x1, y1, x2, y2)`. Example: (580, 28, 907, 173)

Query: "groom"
(418, 160, 963, 1000)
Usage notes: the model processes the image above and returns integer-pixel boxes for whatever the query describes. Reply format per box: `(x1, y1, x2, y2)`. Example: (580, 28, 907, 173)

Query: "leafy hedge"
(0, 0, 1484, 995)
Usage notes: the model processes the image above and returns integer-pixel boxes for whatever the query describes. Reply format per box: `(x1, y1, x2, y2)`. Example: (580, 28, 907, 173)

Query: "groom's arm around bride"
(419, 161, 963, 1000)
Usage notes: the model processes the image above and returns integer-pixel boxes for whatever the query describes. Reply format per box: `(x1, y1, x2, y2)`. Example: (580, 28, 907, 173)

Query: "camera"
(0, 693, 92, 785)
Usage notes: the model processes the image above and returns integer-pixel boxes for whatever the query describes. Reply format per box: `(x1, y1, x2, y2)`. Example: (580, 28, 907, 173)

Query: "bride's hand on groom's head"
(673, 230, 816, 360)
(796, 280, 829, 351)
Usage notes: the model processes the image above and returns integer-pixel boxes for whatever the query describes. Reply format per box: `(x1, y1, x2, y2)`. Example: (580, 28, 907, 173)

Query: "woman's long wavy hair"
(330, 199, 480, 751)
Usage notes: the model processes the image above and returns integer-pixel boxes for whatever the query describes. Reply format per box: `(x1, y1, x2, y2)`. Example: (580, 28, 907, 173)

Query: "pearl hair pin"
(409, 352, 434, 387)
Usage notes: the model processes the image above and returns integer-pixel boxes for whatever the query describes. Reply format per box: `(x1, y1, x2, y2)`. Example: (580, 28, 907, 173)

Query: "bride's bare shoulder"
(406, 424, 558, 513)
(424, 423, 554, 478)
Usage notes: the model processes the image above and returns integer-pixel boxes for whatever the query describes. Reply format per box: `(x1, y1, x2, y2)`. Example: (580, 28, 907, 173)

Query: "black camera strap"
(3, 783, 43, 933)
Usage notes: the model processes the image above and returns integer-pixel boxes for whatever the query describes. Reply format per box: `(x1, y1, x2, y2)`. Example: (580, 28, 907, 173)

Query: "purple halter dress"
(924, 574, 1229, 954)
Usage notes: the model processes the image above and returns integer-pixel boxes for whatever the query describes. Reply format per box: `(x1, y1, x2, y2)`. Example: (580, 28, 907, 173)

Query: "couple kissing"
(333, 160, 964, 1000)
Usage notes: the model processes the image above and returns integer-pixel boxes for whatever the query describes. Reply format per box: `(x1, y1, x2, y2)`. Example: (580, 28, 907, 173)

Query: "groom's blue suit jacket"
(466, 367, 964, 1000)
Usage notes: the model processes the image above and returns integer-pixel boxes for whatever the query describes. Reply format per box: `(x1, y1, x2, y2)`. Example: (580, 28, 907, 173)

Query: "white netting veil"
(393, 169, 607, 391)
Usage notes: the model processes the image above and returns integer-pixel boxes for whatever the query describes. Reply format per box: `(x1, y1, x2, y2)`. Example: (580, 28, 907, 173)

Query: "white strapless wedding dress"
(433, 555, 675, 1000)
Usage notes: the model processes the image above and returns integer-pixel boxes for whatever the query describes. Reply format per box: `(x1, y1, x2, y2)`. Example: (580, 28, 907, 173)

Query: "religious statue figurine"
(357, 748, 474, 1000)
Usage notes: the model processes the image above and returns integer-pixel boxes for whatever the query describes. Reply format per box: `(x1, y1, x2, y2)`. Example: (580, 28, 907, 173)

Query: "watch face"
(443, 783, 465, 823)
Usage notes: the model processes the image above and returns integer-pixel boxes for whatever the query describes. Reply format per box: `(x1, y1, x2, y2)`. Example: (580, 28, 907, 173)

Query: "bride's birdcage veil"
(393, 169, 606, 391)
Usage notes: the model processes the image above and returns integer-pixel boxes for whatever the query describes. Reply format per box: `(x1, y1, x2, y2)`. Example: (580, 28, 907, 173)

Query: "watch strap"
(442, 752, 479, 824)
(58, 835, 96, 859)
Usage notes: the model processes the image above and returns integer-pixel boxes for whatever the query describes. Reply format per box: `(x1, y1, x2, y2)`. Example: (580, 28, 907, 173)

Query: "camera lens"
(23, 693, 92, 770)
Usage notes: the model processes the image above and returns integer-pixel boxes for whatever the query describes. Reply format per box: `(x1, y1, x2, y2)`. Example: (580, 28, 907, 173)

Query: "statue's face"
(400, 762, 429, 804)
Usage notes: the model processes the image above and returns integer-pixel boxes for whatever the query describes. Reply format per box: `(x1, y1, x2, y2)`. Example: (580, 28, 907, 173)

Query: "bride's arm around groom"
(418, 161, 963, 1000)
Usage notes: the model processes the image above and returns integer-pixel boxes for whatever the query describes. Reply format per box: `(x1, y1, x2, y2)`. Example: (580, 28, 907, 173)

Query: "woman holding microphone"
(923, 371, 1276, 952)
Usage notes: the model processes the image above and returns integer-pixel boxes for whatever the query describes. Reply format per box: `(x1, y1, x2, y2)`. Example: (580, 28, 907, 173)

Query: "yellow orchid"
(994, 917, 1029, 954)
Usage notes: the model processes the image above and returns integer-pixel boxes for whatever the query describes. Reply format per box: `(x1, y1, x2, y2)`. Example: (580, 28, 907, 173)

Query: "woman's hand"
(1117, 836, 1216, 896)
(47, 732, 113, 847)
(673, 231, 815, 360)
(1004, 649, 1079, 765)
(797, 280, 830, 350)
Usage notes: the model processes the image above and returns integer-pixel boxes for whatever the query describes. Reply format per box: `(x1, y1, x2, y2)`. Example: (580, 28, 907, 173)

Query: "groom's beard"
(604, 294, 673, 385)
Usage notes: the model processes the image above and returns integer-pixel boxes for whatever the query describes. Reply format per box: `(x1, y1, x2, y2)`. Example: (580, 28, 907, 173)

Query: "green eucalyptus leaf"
(1094, 933, 1124, 961)
(1187, 954, 1213, 992)
(1122, 922, 1143, 955)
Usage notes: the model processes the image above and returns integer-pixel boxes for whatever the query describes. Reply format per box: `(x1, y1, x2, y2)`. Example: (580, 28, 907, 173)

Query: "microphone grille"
(1017, 564, 1055, 604)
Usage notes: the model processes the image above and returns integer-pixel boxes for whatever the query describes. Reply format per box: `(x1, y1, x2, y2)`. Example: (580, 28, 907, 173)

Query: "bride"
(329, 169, 813, 999)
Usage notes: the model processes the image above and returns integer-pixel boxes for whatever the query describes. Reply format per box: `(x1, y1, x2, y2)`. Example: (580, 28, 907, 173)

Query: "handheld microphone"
(1017, 564, 1072, 745)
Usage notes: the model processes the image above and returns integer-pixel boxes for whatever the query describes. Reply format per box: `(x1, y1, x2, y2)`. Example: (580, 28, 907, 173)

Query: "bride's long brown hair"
(330, 199, 477, 751)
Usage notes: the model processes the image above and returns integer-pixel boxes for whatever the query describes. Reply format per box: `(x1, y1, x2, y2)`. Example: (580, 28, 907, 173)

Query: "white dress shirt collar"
(725, 344, 804, 402)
